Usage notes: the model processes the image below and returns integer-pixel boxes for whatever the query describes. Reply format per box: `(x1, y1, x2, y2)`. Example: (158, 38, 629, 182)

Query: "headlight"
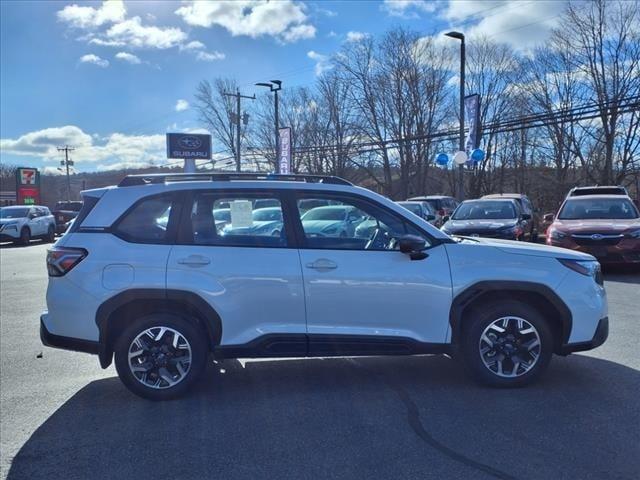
(558, 259, 603, 285)
(549, 229, 567, 240)
(627, 229, 640, 239)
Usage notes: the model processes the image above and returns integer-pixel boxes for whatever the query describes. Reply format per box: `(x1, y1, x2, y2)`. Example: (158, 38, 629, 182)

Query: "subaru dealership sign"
(166, 133, 212, 160)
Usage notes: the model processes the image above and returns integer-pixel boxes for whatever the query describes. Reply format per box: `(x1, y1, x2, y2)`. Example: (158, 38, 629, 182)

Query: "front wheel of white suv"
(460, 300, 553, 387)
(114, 314, 208, 400)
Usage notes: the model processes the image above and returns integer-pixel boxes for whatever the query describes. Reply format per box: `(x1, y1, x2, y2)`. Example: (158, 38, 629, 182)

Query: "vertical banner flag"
(464, 94, 481, 152)
(278, 127, 292, 174)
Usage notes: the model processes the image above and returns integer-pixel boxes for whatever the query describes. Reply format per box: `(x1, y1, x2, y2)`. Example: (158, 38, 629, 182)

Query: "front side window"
(187, 193, 288, 247)
(558, 198, 639, 220)
(297, 194, 429, 251)
(115, 196, 173, 243)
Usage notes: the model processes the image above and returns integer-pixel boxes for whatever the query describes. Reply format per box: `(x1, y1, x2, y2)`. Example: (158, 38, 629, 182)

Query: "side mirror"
(398, 234, 428, 261)
(521, 213, 532, 220)
(426, 214, 436, 221)
(28, 213, 37, 219)
(543, 213, 554, 222)
(442, 215, 450, 223)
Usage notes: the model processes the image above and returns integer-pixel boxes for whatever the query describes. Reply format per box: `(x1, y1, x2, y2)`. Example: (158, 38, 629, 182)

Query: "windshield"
(0, 207, 30, 219)
(302, 207, 347, 221)
(252, 208, 282, 222)
(453, 201, 517, 220)
(558, 198, 639, 220)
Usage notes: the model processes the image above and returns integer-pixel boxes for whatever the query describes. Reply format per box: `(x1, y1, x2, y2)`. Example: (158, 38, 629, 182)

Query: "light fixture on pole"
(255, 80, 282, 172)
(445, 31, 466, 201)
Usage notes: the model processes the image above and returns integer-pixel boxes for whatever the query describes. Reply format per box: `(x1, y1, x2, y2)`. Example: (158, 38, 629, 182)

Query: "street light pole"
(256, 80, 282, 172)
(445, 31, 465, 201)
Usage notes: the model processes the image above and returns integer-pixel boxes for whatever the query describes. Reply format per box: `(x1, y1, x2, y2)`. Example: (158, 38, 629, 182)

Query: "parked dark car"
(546, 194, 640, 265)
(441, 199, 531, 241)
(396, 201, 438, 226)
(482, 193, 539, 242)
(52, 201, 83, 234)
(567, 185, 629, 197)
(407, 195, 458, 226)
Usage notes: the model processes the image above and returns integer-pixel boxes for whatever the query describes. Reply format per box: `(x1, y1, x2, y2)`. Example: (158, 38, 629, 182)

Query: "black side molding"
(214, 333, 450, 359)
(40, 316, 100, 355)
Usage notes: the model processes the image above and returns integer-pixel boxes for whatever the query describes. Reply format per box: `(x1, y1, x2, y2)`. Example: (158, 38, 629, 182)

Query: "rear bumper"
(559, 316, 609, 355)
(40, 314, 100, 355)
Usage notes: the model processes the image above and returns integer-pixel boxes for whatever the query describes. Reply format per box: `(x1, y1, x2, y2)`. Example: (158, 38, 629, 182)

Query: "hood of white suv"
(461, 236, 594, 261)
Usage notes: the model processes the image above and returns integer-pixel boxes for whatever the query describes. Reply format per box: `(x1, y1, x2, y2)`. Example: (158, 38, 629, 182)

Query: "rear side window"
(114, 196, 174, 243)
(68, 196, 99, 233)
(183, 192, 288, 248)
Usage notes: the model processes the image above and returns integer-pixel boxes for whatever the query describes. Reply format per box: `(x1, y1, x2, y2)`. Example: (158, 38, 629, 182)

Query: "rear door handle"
(305, 259, 337, 271)
(177, 255, 211, 267)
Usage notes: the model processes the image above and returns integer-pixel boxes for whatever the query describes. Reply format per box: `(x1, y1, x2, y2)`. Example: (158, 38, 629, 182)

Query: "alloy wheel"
(479, 316, 541, 378)
(128, 326, 192, 389)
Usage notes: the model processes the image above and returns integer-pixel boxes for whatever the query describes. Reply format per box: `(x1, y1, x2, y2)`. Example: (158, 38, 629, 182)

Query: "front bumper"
(559, 316, 609, 355)
(0, 229, 20, 241)
(40, 314, 100, 355)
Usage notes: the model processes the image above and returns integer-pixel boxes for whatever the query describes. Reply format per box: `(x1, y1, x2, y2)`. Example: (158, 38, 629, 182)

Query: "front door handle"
(305, 259, 337, 271)
(177, 255, 211, 267)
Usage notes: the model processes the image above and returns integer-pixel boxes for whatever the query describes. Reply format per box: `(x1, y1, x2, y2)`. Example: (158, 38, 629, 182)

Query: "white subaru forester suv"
(41, 174, 608, 400)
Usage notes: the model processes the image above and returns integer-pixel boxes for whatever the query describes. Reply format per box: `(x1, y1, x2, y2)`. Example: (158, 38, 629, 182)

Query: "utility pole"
(57, 145, 75, 201)
(256, 80, 282, 172)
(223, 89, 255, 172)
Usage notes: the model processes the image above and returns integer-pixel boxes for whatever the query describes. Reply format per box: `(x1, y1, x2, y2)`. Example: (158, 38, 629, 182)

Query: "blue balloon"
(435, 153, 449, 166)
(471, 148, 485, 163)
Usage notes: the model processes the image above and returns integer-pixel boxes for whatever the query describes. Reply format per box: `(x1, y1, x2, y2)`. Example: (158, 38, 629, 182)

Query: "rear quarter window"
(113, 195, 176, 244)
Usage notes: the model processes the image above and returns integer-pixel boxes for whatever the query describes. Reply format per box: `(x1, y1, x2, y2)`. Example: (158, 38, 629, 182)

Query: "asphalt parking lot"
(1, 241, 639, 480)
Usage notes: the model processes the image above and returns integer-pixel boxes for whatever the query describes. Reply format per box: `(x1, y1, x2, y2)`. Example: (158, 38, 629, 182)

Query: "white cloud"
(195, 50, 226, 62)
(114, 51, 141, 64)
(1, 126, 166, 167)
(181, 40, 205, 50)
(79, 53, 109, 67)
(57, 0, 125, 29)
(91, 16, 187, 49)
(175, 99, 189, 112)
(440, 1, 564, 52)
(307, 50, 331, 76)
(381, 0, 437, 19)
(175, 0, 316, 43)
(346, 31, 368, 43)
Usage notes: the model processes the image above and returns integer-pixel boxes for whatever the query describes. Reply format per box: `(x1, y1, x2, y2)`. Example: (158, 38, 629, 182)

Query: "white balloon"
(453, 151, 468, 165)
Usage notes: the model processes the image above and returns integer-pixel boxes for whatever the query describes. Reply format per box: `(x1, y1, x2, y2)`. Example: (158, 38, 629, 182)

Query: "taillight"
(47, 247, 87, 277)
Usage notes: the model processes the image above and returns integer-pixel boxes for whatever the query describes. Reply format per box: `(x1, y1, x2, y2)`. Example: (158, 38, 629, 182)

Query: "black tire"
(459, 300, 553, 388)
(18, 227, 30, 246)
(114, 314, 208, 401)
(45, 225, 55, 243)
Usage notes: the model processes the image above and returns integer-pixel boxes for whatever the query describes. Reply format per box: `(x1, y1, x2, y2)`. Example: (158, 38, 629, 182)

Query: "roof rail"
(118, 172, 353, 187)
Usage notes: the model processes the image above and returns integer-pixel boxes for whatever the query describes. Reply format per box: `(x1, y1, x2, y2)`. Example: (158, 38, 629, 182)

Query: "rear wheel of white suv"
(114, 314, 208, 400)
(460, 300, 553, 387)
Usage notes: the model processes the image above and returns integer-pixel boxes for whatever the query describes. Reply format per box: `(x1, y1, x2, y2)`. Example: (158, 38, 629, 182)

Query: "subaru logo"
(591, 234, 603, 240)
(178, 136, 202, 150)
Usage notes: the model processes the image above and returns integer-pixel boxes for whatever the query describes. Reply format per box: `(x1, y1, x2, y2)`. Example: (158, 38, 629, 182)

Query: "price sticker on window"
(230, 200, 253, 228)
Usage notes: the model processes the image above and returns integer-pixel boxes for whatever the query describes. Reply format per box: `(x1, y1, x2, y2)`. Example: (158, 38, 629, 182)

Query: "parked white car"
(0, 205, 56, 244)
(41, 173, 608, 400)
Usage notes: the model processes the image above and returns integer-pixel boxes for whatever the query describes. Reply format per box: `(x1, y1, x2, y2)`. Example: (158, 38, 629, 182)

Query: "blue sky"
(0, 0, 564, 173)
